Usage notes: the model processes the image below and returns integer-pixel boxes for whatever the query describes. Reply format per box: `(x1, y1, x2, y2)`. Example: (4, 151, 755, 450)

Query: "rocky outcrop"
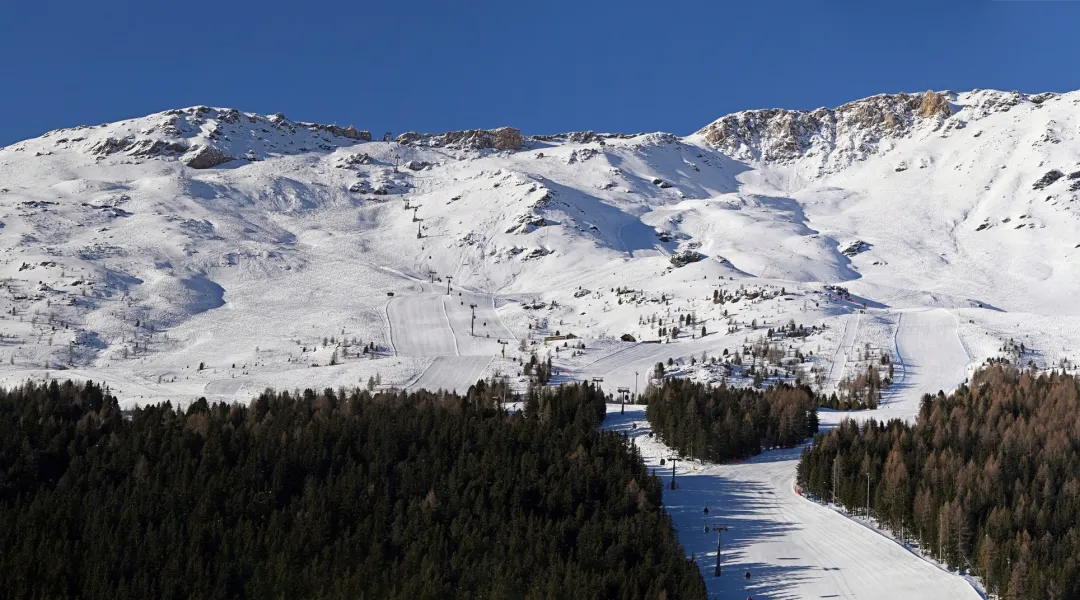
(338, 153, 372, 167)
(1033, 170, 1065, 190)
(697, 91, 953, 170)
(842, 240, 871, 257)
(505, 214, 548, 234)
(492, 127, 522, 150)
(918, 91, 951, 118)
(396, 127, 522, 151)
(87, 137, 131, 157)
(182, 145, 233, 169)
(530, 131, 663, 144)
(311, 123, 371, 141)
(127, 139, 189, 158)
(669, 250, 705, 267)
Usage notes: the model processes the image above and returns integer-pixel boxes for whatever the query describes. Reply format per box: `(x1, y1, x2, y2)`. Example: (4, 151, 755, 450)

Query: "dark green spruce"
(645, 379, 819, 463)
(0, 379, 705, 600)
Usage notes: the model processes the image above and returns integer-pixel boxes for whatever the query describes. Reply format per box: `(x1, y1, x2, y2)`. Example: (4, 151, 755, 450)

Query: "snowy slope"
(0, 89, 1078, 405)
(604, 404, 982, 599)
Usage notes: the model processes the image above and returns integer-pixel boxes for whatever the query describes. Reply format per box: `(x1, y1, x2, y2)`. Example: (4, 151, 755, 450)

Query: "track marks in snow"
(604, 405, 981, 600)
(407, 356, 491, 394)
(386, 279, 514, 392)
(819, 308, 971, 427)
(824, 312, 860, 394)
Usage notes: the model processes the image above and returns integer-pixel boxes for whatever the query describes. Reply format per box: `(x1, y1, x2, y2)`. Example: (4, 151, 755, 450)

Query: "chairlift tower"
(470, 304, 478, 336)
(710, 523, 730, 576)
(666, 456, 680, 489)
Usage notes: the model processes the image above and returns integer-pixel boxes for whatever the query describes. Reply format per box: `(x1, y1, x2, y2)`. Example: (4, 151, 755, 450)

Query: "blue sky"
(2, 0, 1079, 145)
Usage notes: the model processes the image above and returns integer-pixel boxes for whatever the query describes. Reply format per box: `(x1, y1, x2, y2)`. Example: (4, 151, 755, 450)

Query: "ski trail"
(604, 404, 982, 600)
(825, 312, 860, 395)
(818, 308, 970, 427)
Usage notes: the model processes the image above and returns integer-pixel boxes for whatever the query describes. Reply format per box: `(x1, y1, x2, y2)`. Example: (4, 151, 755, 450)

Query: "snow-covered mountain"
(1, 89, 1079, 403)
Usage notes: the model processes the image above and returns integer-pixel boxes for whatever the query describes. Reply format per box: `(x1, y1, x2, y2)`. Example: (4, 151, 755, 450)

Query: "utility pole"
(865, 471, 871, 519)
(470, 304, 477, 336)
(446, 276, 452, 296)
(832, 455, 840, 504)
(710, 524, 729, 576)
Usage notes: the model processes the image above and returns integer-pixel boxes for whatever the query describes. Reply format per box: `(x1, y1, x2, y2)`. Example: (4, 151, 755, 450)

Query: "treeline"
(797, 366, 1080, 599)
(645, 379, 819, 463)
(0, 379, 705, 599)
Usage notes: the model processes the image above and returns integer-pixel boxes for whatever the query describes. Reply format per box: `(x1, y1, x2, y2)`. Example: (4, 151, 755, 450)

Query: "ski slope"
(604, 405, 981, 599)
(407, 356, 491, 394)
(819, 308, 971, 427)
(824, 312, 860, 395)
(387, 281, 513, 392)
(387, 283, 459, 357)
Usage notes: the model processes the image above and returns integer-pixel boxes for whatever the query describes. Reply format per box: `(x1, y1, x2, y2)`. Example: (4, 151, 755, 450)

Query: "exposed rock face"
(842, 240, 872, 257)
(530, 131, 661, 144)
(56, 106, 375, 169)
(1033, 170, 1065, 190)
(697, 91, 954, 171)
(182, 145, 233, 169)
(670, 250, 705, 267)
(127, 139, 189, 158)
(311, 123, 371, 141)
(396, 127, 523, 151)
(918, 91, 951, 118)
(338, 153, 372, 167)
(87, 137, 132, 157)
(491, 127, 522, 151)
(505, 215, 548, 234)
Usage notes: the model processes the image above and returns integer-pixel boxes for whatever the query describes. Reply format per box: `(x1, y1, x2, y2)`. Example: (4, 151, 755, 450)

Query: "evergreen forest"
(0, 379, 706, 599)
(797, 366, 1080, 599)
(645, 379, 819, 464)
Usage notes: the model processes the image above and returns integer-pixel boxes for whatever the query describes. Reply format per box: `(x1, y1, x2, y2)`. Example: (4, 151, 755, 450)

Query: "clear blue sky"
(2, 0, 1079, 145)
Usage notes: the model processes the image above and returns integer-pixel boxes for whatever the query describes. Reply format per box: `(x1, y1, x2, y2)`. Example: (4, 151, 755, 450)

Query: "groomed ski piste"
(603, 402, 982, 600)
(5, 89, 1080, 595)
(816, 307, 971, 428)
(595, 305, 982, 599)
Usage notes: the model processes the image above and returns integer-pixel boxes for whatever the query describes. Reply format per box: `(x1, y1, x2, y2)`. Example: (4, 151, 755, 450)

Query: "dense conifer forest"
(645, 379, 819, 463)
(0, 379, 706, 599)
(797, 366, 1080, 599)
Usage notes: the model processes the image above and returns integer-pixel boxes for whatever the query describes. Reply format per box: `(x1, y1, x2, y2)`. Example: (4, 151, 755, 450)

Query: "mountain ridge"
(1, 87, 1079, 407)
(6, 88, 1062, 174)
